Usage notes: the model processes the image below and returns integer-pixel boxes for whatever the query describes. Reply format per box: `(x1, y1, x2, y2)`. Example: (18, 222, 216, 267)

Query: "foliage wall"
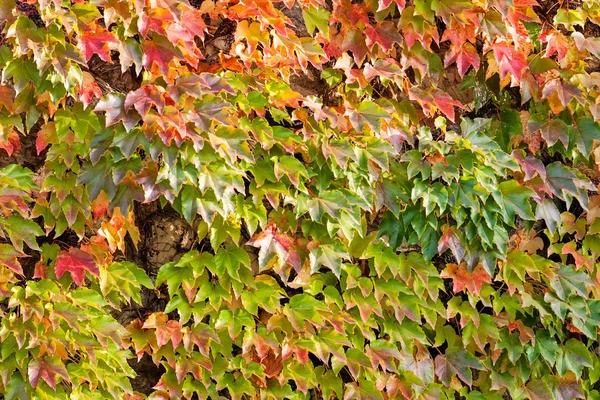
(1, 0, 600, 398)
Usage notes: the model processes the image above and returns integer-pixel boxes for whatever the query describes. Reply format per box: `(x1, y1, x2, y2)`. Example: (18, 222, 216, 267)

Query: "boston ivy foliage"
(1, 0, 600, 398)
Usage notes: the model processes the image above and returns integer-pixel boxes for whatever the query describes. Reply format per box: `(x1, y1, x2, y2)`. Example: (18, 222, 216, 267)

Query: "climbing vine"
(1, 0, 600, 398)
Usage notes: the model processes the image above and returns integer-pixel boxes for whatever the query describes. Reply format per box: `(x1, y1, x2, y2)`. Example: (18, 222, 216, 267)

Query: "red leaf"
(91, 190, 110, 221)
(444, 43, 480, 77)
(491, 41, 528, 82)
(542, 79, 582, 108)
(55, 248, 100, 286)
(0, 129, 20, 157)
(541, 30, 569, 59)
(28, 356, 70, 390)
(341, 28, 369, 64)
(409, 87, 464, 122)
(141, 35, 182, 75)
(78, 29, 119, 63)
(437, 227, 465, 262)
(142, 312, 183, 348)
(377, 0, 405, 12)
(125, 85, 166, 116)
(440, 263, 491, 294)
(78, 72, 103, 109)
(247, 222, 301, 274)
(138, 7, 173, 37)
(364, 21, 403, 52)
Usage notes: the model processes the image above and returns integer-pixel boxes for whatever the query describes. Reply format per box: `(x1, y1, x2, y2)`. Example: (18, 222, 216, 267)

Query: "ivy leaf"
(535, 198, 561, 235)
(100, 261, 154, 305)
(493, 180, 535, 224)
(299, 191, 350, 223)
(348, 100, 390, 132)
(124, 85, 165, 116)
(2, 215, 43, 252)
(308, 241, 350, 278)
(435, 348, 484, 387)
(215, 309, 255, 340)
(377, 0, 405, 12)
(142, 312, 182, 348)
(440, 263, 491, 294)
(549, 265, 592, 301)
(570, 118, 600, 157)
(247, 223, 301, 274)
(77, 28, 119, 62)
(528, 115, 569, 148)
(78, 158, 117, 200)
(2, 57, 40, 94)
(187, 101, 232, 131)
(284, 293, 326, 330)
(364, 22, 403, 52)
(559, 339, 593, 378)
(28, 356, 70, 390)
(141, 35, 183, 75)
(214, 243, 251, 281)
(55, 248, 100, 286)
(94, 93, 141, 132)
(0, 244, 25, 275)
(545, 162, 594, 210)
(302, 6, 330, 39)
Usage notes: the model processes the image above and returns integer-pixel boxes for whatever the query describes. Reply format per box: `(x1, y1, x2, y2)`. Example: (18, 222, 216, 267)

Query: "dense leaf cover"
(1, 0, 600, 398)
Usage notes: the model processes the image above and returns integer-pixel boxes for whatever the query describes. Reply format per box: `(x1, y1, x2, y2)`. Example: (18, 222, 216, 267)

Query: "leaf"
(377, 0, 405, 12)
(348, 100, 390, 132)
(187, 101, 232, 131)
(247, 223, 301, 274)
(494, 180, 536, 223)
(435, 348, 484, 387)
(549, 265, 592, 301)
(55, 248, 100, 286)
(560, 339, 593, 378)
(28, 356, 70, 390)
(2, 215, 43, 252)
(141, 34, 183, 75)
(308, 241, 350, 278)
(94, 93, 141, 132)
(284, 293, 326, 330)
(570, 118, 600, 157)
(101, 261, 153, 305)
(215, 308, 255, 339)
(409, 87, 464, 122)
(2, 57, 40, 94)
(364, 21, 403, 52)
(491, 41, 528, 82)
(528, 115, 569, 148)
(78, 28, 119, 62)
(302, 6, 330, 39)
(142, 312, 182, 348)
(440, 263, 491, 294)
(124, 84, 165, 116)
(0, 244, 25, 275)
(545, 162, 594, 209)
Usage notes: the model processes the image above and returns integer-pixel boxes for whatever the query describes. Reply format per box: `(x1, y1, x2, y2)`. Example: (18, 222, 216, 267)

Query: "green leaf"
(435, 348, 484, 387)
(493, 180, 535, 224)
(349, 100, 390, 132)
(302, 6, 330, 39)
(2, 215, 43, 252)
(559, 339, 594, 378)
(571, 118, 600, 158)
